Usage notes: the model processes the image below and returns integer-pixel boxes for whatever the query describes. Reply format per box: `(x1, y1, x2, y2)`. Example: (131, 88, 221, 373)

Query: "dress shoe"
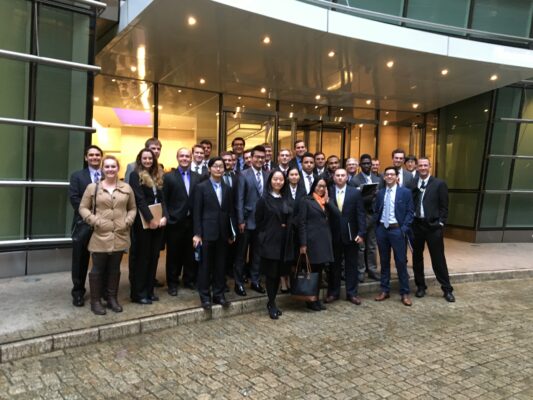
(415, 287, 426, 298)
(250, 282, 266, 294)
(201, 302, 212, 310)
(280, 288, 290, 294)
(348, 296, 362, 305)
(325, 295, 339, 304)
(167, 287, 178, 296)
(213, 297, 231, 308)
(224, 285, 230, 293)
(149, 295, 159, 302)
(401, 295, 412, 306)
(184, 282, 196, 291)
(134, 297, 152, 305)
(318, 301, 326, 310)
(234, 284, 247, 296)
(72, 296, 84, 307)
(374, 292, 390, 301)
(367, 272, 381, 281)
(267, 302, 280, 319)
(306, 301, 321, 311)
(154, 279, 164, 288)
(443, 291, 456, 303)
(358, 274, 365, 283)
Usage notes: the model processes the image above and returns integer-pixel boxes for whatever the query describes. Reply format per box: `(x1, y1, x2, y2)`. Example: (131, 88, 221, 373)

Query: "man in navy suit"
(163, 147, 201, 295)
(374, 166, 414, 306)
(235, 145, 268, 295)
(327, 169, 367, 305)
(68, 145, 103, 307)
(392, 148, 414, 188)
(410, 157, 455, 302)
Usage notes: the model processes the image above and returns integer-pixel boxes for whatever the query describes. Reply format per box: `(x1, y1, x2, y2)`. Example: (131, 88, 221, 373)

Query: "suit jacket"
(193, 179, 236, 241)
(124, 162, 135, 183)
(191, 162, 208, 178)
(129, 170, 168, 223)
(398, 168, 414, 188)
(349, 172, 384, 214)
(288, 157, 301, 171)
(374, 185, 414, 234)
(163, 168, 201, 224)
(255, 194, 292, 261)
(69, 168, 93, 226)
(263, 160, 277, 172)
(236, 167, 268, 230)
(410, 176, 448, 227)
(298, 171, 318, 195)
(273, 165, 290, 176)
(298, 196, 334, 264)
(328, 185, 367, 245)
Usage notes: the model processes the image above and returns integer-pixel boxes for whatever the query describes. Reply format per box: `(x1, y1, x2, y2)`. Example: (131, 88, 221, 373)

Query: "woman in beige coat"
(79, 155, 136, 315)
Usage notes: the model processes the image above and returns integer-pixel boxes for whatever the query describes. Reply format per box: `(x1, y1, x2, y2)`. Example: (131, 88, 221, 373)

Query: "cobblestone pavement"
(1, 278, 533, 399)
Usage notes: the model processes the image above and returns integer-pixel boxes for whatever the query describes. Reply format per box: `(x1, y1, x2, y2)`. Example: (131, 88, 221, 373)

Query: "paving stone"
(52, 328, 99, 350)
(98, 320, 140, 341)
(140, 313, 178, 333)
(1, 337, 53, 363)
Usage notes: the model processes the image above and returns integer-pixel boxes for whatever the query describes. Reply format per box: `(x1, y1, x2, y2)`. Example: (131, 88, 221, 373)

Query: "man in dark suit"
(68, 145, 103, 306)
(371, 158, 382, 178)
(299, 152, 318, 195)
(221, 151, 239, 280)
(235, 145, 268, 295)
(288, 139, 307, 171)
(345, 157, 359, 184)
(410, 157, 455, 302)
(232, 137, 246, 172)
(405, 155, 418, 179)
(349, 154, 383, 282)
(262, 143, 277, 172)
(200, 139, 213, 169)
(163, 147, 201, 295)
(313, 152, 326, 176)
(327, 169, 367, 305)
(191, 144, 208, 177)
(275, 148, 291, 175)
(374, 166, 414, 306)
(193, 157, 236, 310)
(322, 155, 340, 186)
(392, 148, 414, 188)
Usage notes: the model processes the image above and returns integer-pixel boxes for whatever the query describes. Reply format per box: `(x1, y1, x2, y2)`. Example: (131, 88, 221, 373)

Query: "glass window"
(0, 0, 30, 52)
(322, 129, 343, 159)
(406, 0, 470, 33)
(35, 66, 87, 126)
(0, 59, 29, 120)
(225, 112, 275, 152)
(484, 158, 511, 190)
(495, 87, 522, 119)
(471, 0, 533, 38)
(277, 118, 293, 152)
(479, 193, 506, 228)
(447, 192, 477, 227)
(31, 187, 72, 239)
(377, 111, 422, 164)
(0, 125, 27, 180)
(38, 5, 90, 64)
(224, 94, 274, 114)
(523, 89, 533, 118)
(347, 0, 404, 17)
(349, 124, 376, 159)
(515, 124, 533, 156)
(511, 159, 533, 190)
(490, 122, 518, 155)
(506, 194, 533, 227)
(0, 187, 25, 240)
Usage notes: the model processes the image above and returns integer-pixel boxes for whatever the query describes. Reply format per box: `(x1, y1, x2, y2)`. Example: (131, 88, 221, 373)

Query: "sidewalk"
(1, 239, 532, 362)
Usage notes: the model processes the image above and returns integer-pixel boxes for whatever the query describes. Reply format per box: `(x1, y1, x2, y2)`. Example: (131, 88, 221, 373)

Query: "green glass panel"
(471, 0, 533, 38)
(479, 193, 506, 228)
(0, 59, 29, 119)
(33, 128, 86, 181)
(0, 187, 24, 240)
(506, 194, 533, 228)
(485, 158, 511, 190)
(31, 187, 72, 238)
(516, 124, 533, 156)
(522, 89, 533, 119)
(406, 0, 469, 33)
(38, 5, 90, 63)
(0, 125, 27, 180)
(490, 122, 517, 155)
(0, 0, 30, 52)
(447, 192, 477, 227)
(35, 66, 87, 126)
(347, 0, 404, 16)
(495, 87, 522, 119)
(511, 159, 533, 190)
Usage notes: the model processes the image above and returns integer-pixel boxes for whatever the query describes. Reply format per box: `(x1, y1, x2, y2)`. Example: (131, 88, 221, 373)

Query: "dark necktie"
(416, 181, 426, 218)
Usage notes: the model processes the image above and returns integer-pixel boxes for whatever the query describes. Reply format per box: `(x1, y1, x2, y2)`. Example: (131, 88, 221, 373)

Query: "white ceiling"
(96, 0, 533, 113)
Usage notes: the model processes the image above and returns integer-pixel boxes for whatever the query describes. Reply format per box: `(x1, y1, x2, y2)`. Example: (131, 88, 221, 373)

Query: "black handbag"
(290, 253, 319, 302)
(71, 183, 98, 247)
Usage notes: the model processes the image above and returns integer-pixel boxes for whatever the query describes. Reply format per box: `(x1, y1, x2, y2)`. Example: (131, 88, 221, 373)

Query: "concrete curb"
(2, 268, 532, 363)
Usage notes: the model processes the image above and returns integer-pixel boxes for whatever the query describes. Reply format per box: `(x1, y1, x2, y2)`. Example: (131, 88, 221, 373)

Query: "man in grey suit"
(234, 145, 268, 296)
(392, 148, 414, 188)
(350, 154, 383, 282)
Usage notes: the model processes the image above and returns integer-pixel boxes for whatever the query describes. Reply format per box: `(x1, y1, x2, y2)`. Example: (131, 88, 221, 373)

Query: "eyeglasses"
(210, 164, 225, 170)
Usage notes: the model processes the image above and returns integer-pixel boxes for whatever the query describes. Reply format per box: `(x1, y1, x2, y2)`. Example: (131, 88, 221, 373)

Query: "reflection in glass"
(447, 192, 477, 227)
(349, 124, 376, 158)
(0, 187, 25, 240)
(471, 0, 533, 38)
(31, 187, 72, 239)
(485, 158, 511, 190)
(506, 194, 533, 227)
(511, 159, 533, 190)
(0, 59, 29, 120)
(225, 112, 274, 151)
(0, 125, 27, 180)
(406, 0, 469, 33)
(516, 124, 533, 156)
(0, 0, 30, 52)
(479, 194, 506, 228)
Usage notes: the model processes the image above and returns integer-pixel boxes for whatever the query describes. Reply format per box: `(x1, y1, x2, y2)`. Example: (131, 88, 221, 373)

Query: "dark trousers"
(71, 235, 91, 298)
(130, 220, 164, 300)
(311, 263, 324, 298)
(376, 225, 410, 295)
(261, 258, 283, 305)
(166, 218, 195, 289)
(330, 242, 359, 298)
(91, 252, 123, 275)
(234, 229, 261, 286)
(358, 214, 379, 276)
(412, 219, 453, 293)
(198, 240, 228, 303)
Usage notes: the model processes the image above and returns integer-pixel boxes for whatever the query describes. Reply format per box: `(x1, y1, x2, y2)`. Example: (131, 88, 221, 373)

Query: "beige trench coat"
(79, 180, 137, 253)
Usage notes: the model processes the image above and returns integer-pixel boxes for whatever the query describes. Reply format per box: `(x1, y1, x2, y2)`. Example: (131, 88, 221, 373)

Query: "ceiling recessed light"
(158, 105, 163, 110)
(385, 111, 389, 115)
(262, 36, 271, 44)
(484, 109, 489, 113)
(260, 87, 267, 93)
(189, 103, 193, 107)
(188, 16, 197, 26)
(386, 60, 394, 68)
(383, 120, 389, 126)
(178, 89, 182, 93)
(315, 94, 321, 100)
(111, 78, 116, 82)
(410, 85, 417, 90)
(366, 99, 372, 105)
(314, 105, 318, 109)
(236, 106, 241, 113)
(199, 78, 206, 84)
(238, 96, 242, 100)
(359, 123, 364, 128)
(267, 103, 271, 107)
(441, 69, 449, 76)
(412, 103, 419, 109)
(289, 112, 294, 118)
(490, 74, 498, 81)
(130, 66, 137, 72)
(93, 96, 99, 102)
(328, 50, 335, 58)
(340, 108, 344, 111)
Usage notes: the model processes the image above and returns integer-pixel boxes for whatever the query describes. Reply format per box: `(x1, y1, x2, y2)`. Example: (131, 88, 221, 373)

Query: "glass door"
(224, 111, 275, 151)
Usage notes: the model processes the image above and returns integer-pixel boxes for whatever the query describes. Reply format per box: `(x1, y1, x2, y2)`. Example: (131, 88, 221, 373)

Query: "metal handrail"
(484, 190, 533, 194)
(302, 0, 533, 44)
(500, 118, 533, 123)
(0, 49, 101, 73)
(0, 180, 69, 187)
(0, 238, 72, 247)
(488, 154, 533, 159)
(71, 0, 107, 8)
(0, 117, 96, 132)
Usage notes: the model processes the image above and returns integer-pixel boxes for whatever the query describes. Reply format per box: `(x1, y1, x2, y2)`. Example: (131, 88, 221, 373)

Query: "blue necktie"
(384, 188, 392, 228)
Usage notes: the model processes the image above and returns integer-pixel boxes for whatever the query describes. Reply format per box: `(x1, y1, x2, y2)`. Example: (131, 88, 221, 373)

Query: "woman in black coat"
(298, 177, 334, 311)
(129, 148, 168, 304)
(255, 170, 292, 319)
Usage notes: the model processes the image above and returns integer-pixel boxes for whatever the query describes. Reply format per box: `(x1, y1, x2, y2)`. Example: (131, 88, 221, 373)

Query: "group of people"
(69, 136, 455, 319)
